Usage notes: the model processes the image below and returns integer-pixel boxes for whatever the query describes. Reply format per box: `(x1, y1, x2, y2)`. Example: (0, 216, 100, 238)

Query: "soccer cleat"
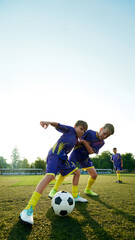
(48, 189, 57, 199)
(20, 206, 34, 225)
(74, 195, 88, 203)
(84, 189, 98, 196)
(116, 180, 122, 183)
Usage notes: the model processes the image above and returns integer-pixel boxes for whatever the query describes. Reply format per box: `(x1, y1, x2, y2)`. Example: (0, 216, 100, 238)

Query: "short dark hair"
(113, 147, 117, 151)
(103, 123, 114, 135)
(75, 120, 88, 131)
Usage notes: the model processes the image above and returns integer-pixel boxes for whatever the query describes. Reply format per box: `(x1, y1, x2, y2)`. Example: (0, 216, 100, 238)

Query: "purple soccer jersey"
(63, 129, 105, 172)
(73, 129, 105, 159)
(45, 123, 78, 176)
(111, 153, 122, 168)
(48, 123, 78, 161)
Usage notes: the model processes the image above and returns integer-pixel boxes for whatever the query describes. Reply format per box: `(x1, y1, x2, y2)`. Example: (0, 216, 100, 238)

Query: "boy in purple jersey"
(19, 120, 88, 225)
(49, 123, 114, 199)
(111, 147, 123, 183)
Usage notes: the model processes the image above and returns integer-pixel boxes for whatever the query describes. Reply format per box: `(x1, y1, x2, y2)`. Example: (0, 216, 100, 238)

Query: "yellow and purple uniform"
(111, 153, 122, 171)
(67, 129, 105, 171)
(46, 123, 78, 176)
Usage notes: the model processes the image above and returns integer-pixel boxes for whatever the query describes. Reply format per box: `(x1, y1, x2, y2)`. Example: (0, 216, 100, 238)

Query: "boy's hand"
(40, 121, 49, 129)
(78, 139, 87, 144)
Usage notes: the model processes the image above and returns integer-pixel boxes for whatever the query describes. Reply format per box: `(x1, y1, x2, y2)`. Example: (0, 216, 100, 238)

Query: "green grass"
(0, 174, 135, 240)
(0, 175, 71, 186)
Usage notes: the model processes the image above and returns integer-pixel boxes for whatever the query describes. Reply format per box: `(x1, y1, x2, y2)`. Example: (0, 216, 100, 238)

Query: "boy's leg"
(116, 171, 122, 183)
(26, 174, 55, 209)
(76, 157, 98, 196)
(20, 174, 54, 225)
(25, 192, 41, 210)
(72, 169, 88, 202)
(72, 168, 80, 198)
(20, 154, 58, 225)
(84, 167, 98, 196)
(48, 170, 80, 199)
(49, 160, 87, 202)
(48, 174, 66, 198)
(49, 158, 77, 198)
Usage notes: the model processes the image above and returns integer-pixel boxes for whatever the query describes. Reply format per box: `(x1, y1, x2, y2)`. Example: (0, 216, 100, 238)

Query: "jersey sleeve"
(118, 154, 122, 160)
(82, 130, 92, 142)
(92, 142, 105, 154)
(56, 124, 72, 134)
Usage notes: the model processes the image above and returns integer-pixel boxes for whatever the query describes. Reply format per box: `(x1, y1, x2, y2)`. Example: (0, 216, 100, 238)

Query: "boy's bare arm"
(40, 121, 58, 129)
(110, 157, 113, 162)
(79, 139, 94, 154)
(121, 158, 123, 168)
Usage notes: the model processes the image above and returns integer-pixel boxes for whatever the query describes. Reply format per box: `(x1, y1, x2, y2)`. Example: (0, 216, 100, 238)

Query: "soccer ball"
(51, 191, 75, 217)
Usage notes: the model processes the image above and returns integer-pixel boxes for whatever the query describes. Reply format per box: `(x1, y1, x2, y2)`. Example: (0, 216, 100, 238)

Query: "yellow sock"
(25, 191, 41, 210)
(85, 177, 96, 190)
(72, 185, 78, 198)
(117, 173, 121, 181)
(53, 174, 66, 190)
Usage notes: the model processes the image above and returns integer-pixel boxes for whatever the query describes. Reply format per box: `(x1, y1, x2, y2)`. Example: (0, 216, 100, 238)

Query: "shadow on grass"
(116, 182, 129, 185)
(7, 219, 32, 240)
(46, 205, 114, 240)
(75, 203, 115, 240)
(46, 207, 88, 240)
(87, 196, 135, 223)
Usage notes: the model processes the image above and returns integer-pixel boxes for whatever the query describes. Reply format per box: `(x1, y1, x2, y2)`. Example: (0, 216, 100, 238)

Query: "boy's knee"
(91, 172, 97, 179)
(74, 169, 80, 176)
(45, 174, 55, 181)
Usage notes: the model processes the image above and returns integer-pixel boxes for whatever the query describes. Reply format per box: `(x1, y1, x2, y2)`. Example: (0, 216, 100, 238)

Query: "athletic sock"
(72, 185, 78, 198)
(117, 173, 121, 181)
(25, 191, 41, 210)
(85, 177, 96, 190)
(53, 174, 66, 191)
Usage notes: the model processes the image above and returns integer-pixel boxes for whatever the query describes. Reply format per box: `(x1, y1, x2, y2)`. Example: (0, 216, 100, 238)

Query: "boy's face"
(113, 148, 117, 154)
(98, 128, 111, 140)
(74, 125, 86, 138)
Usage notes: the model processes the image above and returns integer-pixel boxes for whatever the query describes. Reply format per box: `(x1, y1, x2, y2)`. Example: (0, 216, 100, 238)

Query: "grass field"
(0, 174, 135, 240)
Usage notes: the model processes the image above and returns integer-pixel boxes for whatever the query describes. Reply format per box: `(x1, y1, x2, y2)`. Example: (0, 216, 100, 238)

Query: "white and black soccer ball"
(51, 191, 75, 217)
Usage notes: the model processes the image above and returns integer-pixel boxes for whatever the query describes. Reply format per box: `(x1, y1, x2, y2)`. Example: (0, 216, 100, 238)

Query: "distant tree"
(99, 151, 113, 169)
(0, 156, 10, 168)
(20, 158, 30, 168)
(121, 153, 135, 172)
(34, 157, 46, 170)
(91, 155, 99, 169)
(30, 162, 35, 168)
(91, 151, 113, 169)
(91, 151, 135, 172)
(11, 147, 21, 168)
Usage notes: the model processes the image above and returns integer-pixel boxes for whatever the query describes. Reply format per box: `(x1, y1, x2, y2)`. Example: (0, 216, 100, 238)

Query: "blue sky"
(0, 0, 135, 163)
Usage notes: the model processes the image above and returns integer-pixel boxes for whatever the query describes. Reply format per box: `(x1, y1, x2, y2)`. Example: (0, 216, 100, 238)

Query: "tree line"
(0, 147, 135, 172)
(0, 147, 46, 170)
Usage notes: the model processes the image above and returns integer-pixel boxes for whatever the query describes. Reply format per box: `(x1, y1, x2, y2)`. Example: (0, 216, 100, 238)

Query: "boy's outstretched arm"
(40, 121, 58, 129)
(79, 139, 94, 154)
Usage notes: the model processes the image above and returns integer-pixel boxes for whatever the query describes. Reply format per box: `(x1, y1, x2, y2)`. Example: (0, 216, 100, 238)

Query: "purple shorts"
(68, 150, 94, 169)
(115, 166, 123, 171)
(46, 154, 77, 176)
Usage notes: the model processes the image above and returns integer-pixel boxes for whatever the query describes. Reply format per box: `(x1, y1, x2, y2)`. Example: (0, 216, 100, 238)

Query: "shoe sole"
(48, 195, 53, 199)
(84, 192, 98, 196)
(19, 216, 33, 226)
